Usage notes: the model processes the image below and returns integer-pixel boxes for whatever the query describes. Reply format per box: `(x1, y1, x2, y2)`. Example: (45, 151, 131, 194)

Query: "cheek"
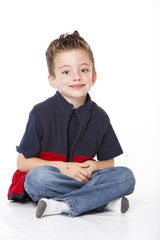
(83, 73, 92, 80)
(60, 75, 71, 83)
(86, 75, 93, 84)
(56, 77, 66, 86)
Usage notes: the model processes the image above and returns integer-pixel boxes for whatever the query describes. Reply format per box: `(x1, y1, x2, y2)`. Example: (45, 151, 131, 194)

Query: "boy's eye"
(63, 70, 69, 75)
(81, 69, 88, 73)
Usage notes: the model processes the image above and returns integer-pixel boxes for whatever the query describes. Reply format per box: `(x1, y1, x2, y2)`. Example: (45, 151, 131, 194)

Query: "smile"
(69, 84, 85, 89)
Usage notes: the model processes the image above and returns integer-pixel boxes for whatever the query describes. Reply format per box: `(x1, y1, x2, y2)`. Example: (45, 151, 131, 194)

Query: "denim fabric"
(24, 165, 135, 217)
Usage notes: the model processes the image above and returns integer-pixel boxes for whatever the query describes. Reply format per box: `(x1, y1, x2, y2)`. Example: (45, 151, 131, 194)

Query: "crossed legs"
(24, 165, 135, 217)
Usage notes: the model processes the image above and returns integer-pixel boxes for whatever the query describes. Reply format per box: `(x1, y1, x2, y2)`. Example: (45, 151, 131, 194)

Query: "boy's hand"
(60, 162, 91, 182)
(83, 160, 97, 175)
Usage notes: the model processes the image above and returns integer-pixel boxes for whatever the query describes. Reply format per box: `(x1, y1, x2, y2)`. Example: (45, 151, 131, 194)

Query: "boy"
(8, 31, 135, 218)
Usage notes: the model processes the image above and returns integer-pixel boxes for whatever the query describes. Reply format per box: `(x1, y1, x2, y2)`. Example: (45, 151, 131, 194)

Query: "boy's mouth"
(69, 84, 85, 89)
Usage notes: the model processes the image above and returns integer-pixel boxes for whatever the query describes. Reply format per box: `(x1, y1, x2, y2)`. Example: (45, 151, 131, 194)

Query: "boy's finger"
(78, 163, 90, 168)
(76, 176, 85, 182)
(80, 170, 91, 180)
(79, 174, 89, 182)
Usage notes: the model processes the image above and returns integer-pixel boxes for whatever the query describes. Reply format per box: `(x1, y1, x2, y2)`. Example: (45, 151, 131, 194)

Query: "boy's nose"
(72, 71, 81, 81)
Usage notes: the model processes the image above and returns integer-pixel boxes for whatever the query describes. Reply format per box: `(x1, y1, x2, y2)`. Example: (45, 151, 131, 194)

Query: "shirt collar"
(55, 90, 92, 115)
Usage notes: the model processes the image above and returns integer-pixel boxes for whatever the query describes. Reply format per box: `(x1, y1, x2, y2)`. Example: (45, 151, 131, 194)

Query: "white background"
(0, 0, 160, 239)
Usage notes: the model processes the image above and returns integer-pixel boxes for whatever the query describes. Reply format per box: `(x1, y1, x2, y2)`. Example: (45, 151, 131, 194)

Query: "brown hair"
(46, 30, 95, 77)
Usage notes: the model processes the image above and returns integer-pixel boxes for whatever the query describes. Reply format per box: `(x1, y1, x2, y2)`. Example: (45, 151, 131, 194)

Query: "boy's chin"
(69, 92, 88, 99)
(61, 91, 87, 103)
(63, 89, 88, 98)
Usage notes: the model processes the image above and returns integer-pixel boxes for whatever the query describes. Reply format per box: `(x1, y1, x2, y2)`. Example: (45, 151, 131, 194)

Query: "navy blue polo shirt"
(16, 91, 123, 162)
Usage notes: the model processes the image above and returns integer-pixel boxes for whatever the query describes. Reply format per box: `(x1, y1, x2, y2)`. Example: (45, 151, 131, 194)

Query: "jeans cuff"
(54, 197, 77, 217)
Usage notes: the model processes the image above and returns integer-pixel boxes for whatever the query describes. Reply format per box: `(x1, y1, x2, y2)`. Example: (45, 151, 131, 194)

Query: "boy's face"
(48, 49, 96, 104)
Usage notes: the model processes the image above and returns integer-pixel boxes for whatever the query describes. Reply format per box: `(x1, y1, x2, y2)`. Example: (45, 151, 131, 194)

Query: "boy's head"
(46, 30, 95, 77)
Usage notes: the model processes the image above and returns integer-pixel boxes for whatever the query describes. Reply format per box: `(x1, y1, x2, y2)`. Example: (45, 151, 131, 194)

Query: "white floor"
(0, 182, 160, 240)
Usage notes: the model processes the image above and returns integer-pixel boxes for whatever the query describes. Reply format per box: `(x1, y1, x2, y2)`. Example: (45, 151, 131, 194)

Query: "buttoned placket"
(66, 109, 83, 162)
(55, 91, 93, 163)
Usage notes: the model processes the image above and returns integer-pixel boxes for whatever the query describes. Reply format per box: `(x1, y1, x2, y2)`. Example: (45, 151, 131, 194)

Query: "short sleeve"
(16, 110, 43, 158)
(97, 123, 123, 160)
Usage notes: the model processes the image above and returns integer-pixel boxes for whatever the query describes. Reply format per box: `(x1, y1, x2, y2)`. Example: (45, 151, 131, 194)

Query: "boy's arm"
(17, 153, 91, 182)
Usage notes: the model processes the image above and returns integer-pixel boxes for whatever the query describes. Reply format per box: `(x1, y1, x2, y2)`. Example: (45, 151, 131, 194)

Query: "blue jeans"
(24, 165, 135, 217)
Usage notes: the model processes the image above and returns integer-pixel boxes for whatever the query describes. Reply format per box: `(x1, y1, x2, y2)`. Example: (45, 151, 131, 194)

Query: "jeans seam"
(87, 173, 102, 187)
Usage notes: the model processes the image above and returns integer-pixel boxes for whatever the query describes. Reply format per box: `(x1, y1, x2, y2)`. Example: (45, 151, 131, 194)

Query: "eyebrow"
(58, 63, 90, 70)
(58, 65, 70, 70)
(80, 63, 90, 67)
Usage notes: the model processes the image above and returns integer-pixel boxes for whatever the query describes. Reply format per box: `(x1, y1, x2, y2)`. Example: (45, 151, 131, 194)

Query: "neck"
(72, 97, 86, 109)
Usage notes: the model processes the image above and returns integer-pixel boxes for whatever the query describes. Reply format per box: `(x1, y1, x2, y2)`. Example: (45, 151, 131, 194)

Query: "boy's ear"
(48, 75, 58, 89)
(92, 72, 97, 86)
